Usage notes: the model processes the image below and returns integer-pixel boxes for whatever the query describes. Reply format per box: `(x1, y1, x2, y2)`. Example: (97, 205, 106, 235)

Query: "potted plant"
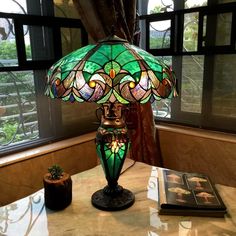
(43, 164, 72, 210)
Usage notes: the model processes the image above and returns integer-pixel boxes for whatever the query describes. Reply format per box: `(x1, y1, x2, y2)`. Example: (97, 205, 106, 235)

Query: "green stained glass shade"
(45, 36, 177, 104)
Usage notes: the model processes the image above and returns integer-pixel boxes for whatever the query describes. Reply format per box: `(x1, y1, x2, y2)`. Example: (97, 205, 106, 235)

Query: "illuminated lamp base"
(91, 185, 135, 211)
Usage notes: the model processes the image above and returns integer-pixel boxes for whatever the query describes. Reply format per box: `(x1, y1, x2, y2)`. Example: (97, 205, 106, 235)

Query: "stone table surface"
(0, 159, 236, 236)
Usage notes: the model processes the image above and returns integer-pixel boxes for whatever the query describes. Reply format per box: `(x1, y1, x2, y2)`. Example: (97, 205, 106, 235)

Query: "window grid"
(139, 1, 236, 133)
(0, 9, 89, 156)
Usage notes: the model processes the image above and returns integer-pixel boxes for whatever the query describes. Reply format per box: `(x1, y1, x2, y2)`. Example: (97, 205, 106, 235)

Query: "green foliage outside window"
(0, 122, 21, 144)
(0, 40, 36, 146)
(0, 40, 31, 59)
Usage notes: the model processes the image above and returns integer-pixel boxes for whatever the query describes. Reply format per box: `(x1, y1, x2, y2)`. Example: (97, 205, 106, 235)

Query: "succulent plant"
(48, 164, 64, 180)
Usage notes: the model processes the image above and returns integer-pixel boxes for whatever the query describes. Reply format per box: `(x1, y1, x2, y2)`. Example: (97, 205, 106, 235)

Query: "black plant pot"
(43, 172, 72, 210)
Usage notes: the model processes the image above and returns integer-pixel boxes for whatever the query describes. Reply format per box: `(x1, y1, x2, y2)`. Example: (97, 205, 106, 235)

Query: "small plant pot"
(43, 172, 72, 210)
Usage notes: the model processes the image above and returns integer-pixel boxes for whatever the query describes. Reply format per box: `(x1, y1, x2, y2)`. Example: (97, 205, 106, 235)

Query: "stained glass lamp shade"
(45, 35, 176, 211)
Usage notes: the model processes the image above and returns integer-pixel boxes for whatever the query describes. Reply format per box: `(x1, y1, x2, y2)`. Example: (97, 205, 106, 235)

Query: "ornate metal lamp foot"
(91, 185, 135, 211)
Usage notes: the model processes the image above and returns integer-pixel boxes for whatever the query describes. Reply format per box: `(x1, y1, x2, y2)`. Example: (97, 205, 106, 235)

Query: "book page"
(158, 168, 167, 205)
(158, 168, 225, 209)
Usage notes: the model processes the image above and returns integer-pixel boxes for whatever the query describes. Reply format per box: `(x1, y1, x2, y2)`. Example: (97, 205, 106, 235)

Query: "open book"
(158, 168, 227, 217)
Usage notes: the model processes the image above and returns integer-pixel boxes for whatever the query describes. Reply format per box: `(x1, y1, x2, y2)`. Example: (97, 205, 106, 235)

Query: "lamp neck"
(100, 103, 126, 128)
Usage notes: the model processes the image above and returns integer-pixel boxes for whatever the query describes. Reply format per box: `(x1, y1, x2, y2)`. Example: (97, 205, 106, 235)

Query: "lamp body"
(92, 103, 135, 211)
(45, 35, 177, 211)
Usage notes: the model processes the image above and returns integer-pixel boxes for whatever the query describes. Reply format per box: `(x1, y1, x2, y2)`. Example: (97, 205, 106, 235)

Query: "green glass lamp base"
(91, 186, 135, 211)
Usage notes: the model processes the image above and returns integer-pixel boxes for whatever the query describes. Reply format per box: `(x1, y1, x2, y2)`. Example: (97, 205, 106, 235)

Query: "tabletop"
(0, 159, 236, 236)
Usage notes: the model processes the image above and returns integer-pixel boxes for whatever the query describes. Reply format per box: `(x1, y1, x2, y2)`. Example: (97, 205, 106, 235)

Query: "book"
(158, 168, 227, 217)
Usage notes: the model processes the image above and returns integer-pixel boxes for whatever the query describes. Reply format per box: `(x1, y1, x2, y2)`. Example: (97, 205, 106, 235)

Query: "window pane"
(185, 0, 207, 8)
(152, 99, 172, 118)
(54, 0, 80, 18)
(148, 0, 173, 14)
(61, 28, 82, 56)
(212, 54, 236, 118)
(0, 18, 18, 67)
(202, 15, 207, 47)
(217, 0, 236, 3)
(25, 25, 54, 61)
(150, 20, 171, 49)
(62, 103, 98, 131)
(181, 55, 204, 113)
(0, 71, 39, 147)
(215, 13, 232, 46)
(183, 13, 199, 52)
(1, 0, 27, 14)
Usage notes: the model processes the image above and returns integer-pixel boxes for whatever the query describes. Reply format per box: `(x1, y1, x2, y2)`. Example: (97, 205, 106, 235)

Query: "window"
(139, 0, 236, 133)
(0, 0, 98, 156)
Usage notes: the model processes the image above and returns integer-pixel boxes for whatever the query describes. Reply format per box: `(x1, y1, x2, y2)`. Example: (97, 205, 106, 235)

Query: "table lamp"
(45, 35, 177, 211)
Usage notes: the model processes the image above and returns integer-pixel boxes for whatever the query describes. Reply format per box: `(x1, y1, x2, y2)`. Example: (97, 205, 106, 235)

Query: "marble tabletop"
(0, 159, 236, 236)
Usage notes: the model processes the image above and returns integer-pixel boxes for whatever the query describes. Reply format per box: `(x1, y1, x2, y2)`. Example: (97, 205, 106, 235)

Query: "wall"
(0, 132, 97, 206)
(157, 124, 236, 187)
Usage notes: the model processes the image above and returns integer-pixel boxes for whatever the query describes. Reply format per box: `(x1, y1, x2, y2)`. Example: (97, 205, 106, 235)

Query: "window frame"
(139, 0, 236, 134)
(0, 3, 90, 156)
